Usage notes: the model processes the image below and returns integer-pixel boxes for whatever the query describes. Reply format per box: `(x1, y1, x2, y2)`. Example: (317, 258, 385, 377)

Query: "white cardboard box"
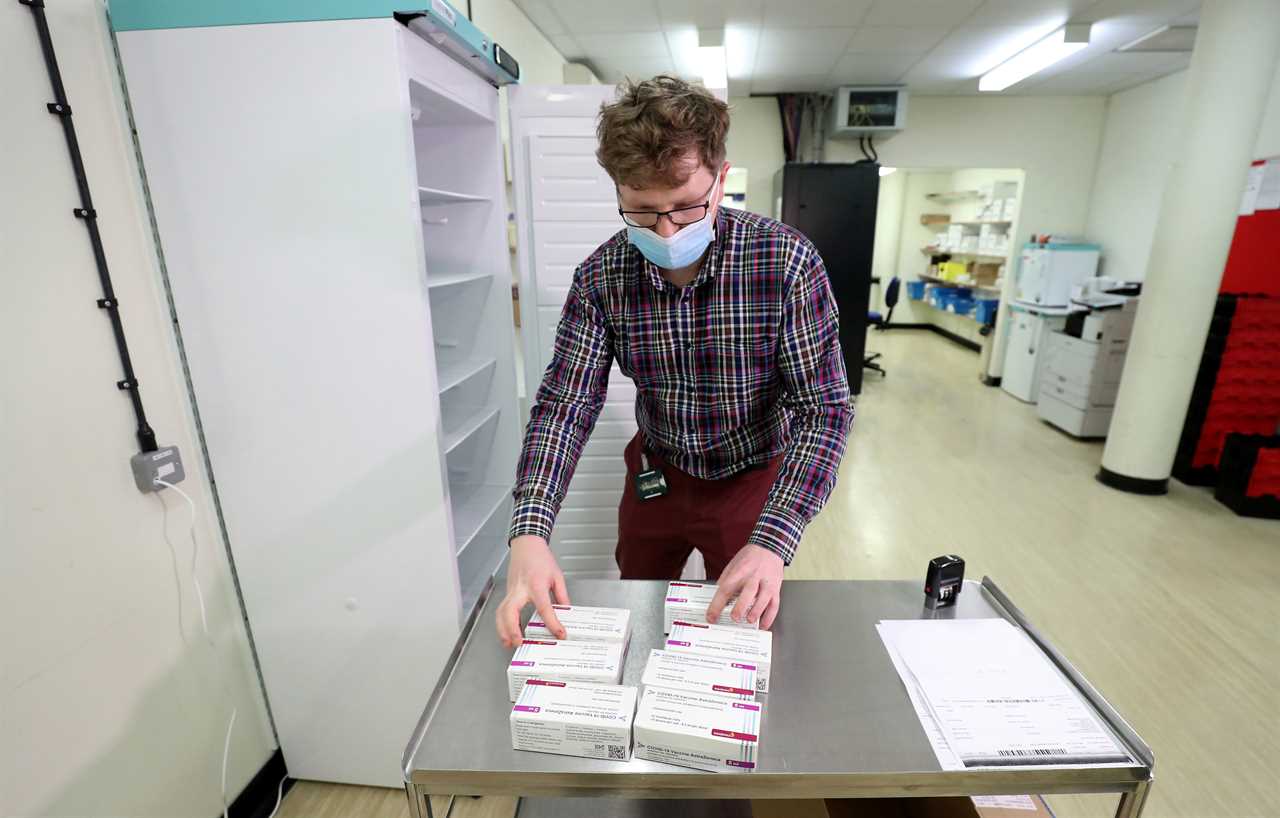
(508, 639, 625, 701)
(523, 604, 631, 644)
(640, 648, 758, 703)
(666, 621, 773, 693)
(510, 679, 637, 761)
(633, 687, 764, 773)
(663, 582, 760, 634)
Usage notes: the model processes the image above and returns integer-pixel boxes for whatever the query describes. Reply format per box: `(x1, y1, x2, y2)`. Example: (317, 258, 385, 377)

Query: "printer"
(1036, 281, 1141, 438)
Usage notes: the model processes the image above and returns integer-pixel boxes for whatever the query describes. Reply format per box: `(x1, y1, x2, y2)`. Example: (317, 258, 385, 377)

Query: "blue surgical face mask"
(625, 179, 719, 270)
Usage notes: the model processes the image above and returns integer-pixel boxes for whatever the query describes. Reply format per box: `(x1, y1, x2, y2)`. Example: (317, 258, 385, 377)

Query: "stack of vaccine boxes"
(509, 605, 636, 760)
(662, 581, 760, 633)
(508, 587, 775, 772)
(630, 583, 774, 773)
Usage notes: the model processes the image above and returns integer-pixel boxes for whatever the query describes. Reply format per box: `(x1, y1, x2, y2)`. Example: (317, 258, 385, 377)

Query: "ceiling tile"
(1015, 71, 1132, 94)
(899, 50, 982, 86)
(549, 33, 585, 59)
(516, 0, 567, 36)
(750, 74, 832, 94)
(595, 56, 680, 83)
(1074, 0, 1200, 25)
(964, 0, 1091, 27)
(930, 24, 1061, 76)
(754, 49, 841, 74)
(862, 0, 985, 27)
(725, 24, 761, 78)
(757, 27, 856, 55)
(901, 77, 965, 94)
(829, 53, 921, 85)
(761, 0, 874, 27)
(664, 26, 700, 76)
(549, 0, 662, 33)
(575, 31, 673, 58)
(847, 26, 950, 53)
(656, 0, 765, 28)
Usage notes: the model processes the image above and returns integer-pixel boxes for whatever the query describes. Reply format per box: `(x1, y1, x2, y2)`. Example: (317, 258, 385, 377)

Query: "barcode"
(608, 744, 627, 760)
(997, 748, 1069, 757)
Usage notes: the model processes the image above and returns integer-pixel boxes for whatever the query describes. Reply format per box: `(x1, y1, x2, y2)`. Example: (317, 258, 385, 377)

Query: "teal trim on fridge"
(109, 0, 417, 30)
(110, 0, 519, 84)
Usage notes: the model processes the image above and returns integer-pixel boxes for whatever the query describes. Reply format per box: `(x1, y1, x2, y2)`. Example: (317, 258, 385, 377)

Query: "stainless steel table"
(402, 579, 1153, 818)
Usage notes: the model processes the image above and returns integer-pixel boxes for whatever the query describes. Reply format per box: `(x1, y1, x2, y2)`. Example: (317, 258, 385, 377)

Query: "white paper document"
(1240, 163, 1264, 215)
(878, 619, 1130, 769)
(972, 795, 1038, 811)
(1256, 158, 1280, 211)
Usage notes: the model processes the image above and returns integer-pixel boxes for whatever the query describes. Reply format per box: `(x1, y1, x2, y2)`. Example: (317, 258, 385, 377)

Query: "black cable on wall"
(20, 0, 159, 452)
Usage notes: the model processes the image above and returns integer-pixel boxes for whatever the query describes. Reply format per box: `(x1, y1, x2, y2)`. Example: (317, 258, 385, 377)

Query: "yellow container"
(938, 261, 968, 281)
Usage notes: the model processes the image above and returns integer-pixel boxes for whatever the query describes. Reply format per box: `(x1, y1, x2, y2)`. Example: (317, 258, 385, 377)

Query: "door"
(1001, 309, 1040, 402)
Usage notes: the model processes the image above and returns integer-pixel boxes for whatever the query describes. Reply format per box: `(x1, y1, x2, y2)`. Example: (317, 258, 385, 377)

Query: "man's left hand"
(705, 544, 784, 630)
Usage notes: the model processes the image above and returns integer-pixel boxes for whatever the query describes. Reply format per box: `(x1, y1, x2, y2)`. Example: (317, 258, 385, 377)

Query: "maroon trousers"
(616, 434, 783, 580)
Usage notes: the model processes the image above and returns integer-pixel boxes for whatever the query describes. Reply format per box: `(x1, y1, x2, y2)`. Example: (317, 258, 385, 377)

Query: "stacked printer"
(1036, 280, 1140, 438)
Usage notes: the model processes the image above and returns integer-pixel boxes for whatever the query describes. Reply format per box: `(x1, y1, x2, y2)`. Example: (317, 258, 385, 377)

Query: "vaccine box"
(666, 621, 773, 693)
(510, 679, 638, 761)
(640, 649, 757, 703)
(508, 639, 625, 701)
(663, 582, 760, 634)
(524, 604, 631, 644)
(633, 687, 764, 773)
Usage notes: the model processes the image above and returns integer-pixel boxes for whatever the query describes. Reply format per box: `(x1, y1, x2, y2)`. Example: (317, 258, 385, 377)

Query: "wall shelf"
(949, 220, 1012, 227)
(427, 270, 494, 289)
(419, 185, 491, 206)
(919, 273, 1002, 292)
(922, 247, 1010, 262)
(451, 482, 511, 556)
(925, 190, 983, 203)
(439, 356, 497, 394)
(444, 405, 501, 455)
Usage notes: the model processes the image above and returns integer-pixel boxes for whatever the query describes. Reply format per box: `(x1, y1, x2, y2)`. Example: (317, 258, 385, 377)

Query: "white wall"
(869, 169, 906, 310)
(1086, 61, 1280, 282)
(472, 0, 567, 85)
(827, 96, 1107, 242)
(725, 95, 786, 217)
(1, 3, 276, 816)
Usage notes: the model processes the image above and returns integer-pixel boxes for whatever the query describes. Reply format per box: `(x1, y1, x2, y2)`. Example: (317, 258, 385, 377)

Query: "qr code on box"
(608, 744, 627, 760)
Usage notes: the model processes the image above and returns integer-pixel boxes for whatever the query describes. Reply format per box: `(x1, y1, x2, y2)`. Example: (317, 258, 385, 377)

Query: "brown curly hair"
(595, 75, 730, 189)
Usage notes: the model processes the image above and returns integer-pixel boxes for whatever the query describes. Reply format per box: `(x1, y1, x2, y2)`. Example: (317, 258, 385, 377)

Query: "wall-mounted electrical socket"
(131, 445, 185, 492)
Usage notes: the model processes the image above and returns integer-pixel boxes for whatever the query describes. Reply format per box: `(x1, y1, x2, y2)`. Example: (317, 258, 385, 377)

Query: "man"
(496, 76, 852, 647)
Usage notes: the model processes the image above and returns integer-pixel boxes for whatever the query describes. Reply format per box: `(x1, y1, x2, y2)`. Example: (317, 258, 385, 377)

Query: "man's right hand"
(496, 535, 570, 648)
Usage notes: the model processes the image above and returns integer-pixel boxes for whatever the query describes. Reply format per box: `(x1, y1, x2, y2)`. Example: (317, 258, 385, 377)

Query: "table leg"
(1115, 779, 1152, 818)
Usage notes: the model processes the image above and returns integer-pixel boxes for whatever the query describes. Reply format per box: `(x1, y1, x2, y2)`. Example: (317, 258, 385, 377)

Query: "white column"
(1099, 0, 1280, 493)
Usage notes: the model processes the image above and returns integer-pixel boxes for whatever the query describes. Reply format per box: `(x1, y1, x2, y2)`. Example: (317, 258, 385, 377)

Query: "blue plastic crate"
(950, 298, 976, 316)
(906, 280, 927, 301)
(974, 298, 1000, 325)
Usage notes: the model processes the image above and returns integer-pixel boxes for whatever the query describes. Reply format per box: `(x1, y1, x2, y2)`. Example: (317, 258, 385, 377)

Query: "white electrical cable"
(154, 478, 243, 818)
(267, 774, 288, 818)
(153, 493, 190, 645)
(154, 478, 212, 643)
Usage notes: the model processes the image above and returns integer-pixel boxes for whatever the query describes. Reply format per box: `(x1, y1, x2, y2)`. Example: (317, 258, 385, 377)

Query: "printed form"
(878, 619, 1131, 769)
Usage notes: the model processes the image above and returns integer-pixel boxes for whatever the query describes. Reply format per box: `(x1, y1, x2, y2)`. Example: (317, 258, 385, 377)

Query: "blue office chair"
(864, 276, 900, 376)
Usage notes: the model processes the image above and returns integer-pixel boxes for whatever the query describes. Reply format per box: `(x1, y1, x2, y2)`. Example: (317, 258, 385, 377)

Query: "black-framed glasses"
(617, 178, 716, 228)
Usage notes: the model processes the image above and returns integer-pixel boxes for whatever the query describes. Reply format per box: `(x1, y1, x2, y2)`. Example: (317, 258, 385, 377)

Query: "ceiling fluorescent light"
(697, 45, 728, 89)
(879, 166, 897, 176)
(979, 24, 1091, 92)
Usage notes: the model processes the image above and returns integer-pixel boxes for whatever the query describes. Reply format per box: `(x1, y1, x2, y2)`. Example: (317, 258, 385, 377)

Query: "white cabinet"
(118, 16, 518, 785)
(1001, 304, 1068, 403)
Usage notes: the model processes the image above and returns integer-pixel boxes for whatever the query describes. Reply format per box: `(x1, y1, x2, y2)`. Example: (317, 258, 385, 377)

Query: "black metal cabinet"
(773, 162, 879, 394)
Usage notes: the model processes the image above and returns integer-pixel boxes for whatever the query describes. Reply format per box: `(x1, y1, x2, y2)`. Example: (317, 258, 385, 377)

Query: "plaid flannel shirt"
(509, 206, 853, 564)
